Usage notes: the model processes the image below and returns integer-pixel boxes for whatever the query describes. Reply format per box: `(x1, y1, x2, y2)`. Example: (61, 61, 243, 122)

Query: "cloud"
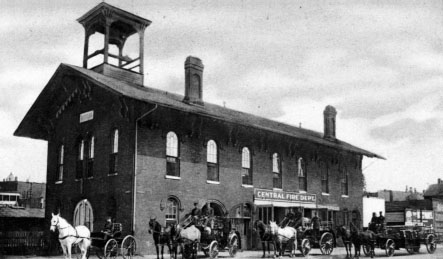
(370, 118, 443, 144)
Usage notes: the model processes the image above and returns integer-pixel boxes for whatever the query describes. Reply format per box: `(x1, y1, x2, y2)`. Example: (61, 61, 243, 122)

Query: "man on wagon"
(184, 201, 201, 227)
(102, 216, 114, 239)
(369, 212, 378, 232)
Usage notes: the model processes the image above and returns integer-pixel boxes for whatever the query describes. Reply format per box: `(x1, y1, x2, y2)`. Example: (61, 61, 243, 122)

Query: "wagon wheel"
(228, 234, 239, 257)
(385, 239, 395, 257)
(209, 240, 219, 259)
(299, 238, 311, 257)
(413, 246, 420, 252)
(121, 235, 137, 259)
(426, 234, 437, 254)
(104, 239, 119, 259)
(319, 232, 334, 255)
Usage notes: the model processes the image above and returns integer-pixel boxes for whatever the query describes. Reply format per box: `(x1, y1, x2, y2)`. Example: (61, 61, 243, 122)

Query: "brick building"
(0, 173, 46, 209)
(13, 3, 382, 254)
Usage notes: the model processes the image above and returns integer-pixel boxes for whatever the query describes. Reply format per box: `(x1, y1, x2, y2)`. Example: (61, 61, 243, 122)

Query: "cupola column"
(138, 29, 145, 75)
(104, 19, 111, 64)
(77, 2, 151, 85)
(82, 30, 90, 68)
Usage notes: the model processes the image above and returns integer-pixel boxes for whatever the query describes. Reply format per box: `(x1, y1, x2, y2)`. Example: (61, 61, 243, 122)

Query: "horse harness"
(52, 217, 89, 240)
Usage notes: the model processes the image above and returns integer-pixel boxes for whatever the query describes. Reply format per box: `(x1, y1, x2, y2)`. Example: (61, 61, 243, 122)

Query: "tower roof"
(77, 2, 151, 44)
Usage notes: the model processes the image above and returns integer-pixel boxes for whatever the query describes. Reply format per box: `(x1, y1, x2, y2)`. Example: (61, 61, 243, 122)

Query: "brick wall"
(135, 106, 364, 254)
(44, 79, 364, 255)
(45, 79, 135, 234)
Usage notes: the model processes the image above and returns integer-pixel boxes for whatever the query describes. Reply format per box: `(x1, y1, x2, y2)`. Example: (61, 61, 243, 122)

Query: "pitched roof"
(424, 184, 443, 198)
(0, 206, 45, 218)
(14, 63, 384, 159)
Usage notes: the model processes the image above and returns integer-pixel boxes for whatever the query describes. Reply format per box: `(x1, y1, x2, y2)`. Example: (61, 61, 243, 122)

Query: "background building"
(0, 173, 46, 255)
(1, 173, 46, 209)
(13, 3, 382, 254)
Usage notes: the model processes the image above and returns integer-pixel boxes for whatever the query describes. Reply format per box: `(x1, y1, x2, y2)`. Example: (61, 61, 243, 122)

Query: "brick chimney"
(323, 105, 337, 140)
(183, 56, 204, 105)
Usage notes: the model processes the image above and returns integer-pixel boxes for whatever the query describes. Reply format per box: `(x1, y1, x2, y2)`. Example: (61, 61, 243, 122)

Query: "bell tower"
(77, 3, 151, 85)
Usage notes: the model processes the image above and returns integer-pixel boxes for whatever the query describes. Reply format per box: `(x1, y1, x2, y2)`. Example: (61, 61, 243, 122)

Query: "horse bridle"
(52, 217, 81, 240)
(51, 217, 69, 230)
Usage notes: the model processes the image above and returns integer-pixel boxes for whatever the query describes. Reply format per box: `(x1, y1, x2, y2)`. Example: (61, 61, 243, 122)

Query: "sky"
(1, 0, 443, 192)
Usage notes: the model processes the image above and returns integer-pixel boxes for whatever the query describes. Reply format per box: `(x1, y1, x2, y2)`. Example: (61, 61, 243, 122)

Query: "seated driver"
(102, 216, 113, 239)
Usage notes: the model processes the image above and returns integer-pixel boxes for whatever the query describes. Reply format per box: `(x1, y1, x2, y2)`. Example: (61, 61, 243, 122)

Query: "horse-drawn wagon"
(297, 220, 335, 256)
(179, 215, 239, 259)
(254, 219, 333, 258)
(361, 225, 437, 257)
(89, 223, 137, 259)
(49, 214, 136, 259)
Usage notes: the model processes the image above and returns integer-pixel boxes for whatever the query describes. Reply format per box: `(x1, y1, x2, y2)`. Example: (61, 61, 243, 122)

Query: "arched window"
(166, 132, 180, 177)
(341, 167, 348, 196)
(73, 199, 94, 231)
(298, 157, 307, 191)
(241, 147, 252, 186)
(165, 197, 180, 226)
(207, 140, 219, 182)
(109, 129, 119, 175)
(321, 162, 329, 194)
(76, 139, 84, 179)
(272, 153, 282, 189)
(56, 145, 64, 182)
(112, 129, 119, 153)
(86, 135, 95, 178)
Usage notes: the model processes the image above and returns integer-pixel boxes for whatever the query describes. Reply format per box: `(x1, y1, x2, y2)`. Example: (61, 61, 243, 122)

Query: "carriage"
(361, 225, 437, 257)
(295, 220, 335, 256)
(89, 223, 137, 259)
(180, 216, 239, 259)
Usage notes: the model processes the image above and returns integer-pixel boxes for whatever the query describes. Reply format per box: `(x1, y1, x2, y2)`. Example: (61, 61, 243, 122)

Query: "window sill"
(108, 173, 118, 176)
(242, 184, 253, 188)
(322, 192, 330, 196)
(341, 195, 349, 198)
(273, 188, 283, 191)
(87, 177, 94, 180)
(55, 181, 63, 184)
(299, 190, 307, 194)
(165, 175, 181, 180)
(207, 180, 220, 185)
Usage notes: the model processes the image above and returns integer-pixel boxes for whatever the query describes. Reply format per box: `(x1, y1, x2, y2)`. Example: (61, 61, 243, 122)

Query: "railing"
(0, 231, 48, 255)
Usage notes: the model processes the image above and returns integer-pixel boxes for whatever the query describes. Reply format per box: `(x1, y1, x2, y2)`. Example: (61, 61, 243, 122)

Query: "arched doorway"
(202, 200, 226, 217)
(73, 199, 94, 231)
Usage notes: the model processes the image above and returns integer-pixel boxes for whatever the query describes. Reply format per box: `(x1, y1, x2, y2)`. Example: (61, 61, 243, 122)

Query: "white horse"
(176, 224, 201, 259)
(50, 213, 91, 259)
(269, 221, 297, 258)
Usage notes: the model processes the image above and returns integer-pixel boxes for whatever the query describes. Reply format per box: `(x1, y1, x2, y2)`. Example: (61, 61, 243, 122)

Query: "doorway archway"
(73, 199, 94, 231)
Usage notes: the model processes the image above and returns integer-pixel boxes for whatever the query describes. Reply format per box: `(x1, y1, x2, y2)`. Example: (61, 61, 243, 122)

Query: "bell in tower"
(77, 3, 151, 85)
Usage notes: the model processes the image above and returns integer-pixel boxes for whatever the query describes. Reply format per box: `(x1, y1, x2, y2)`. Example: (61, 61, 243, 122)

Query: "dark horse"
(350, 223, 376, 258)
(253, 220, 275, 258)
(149, 218, 177, 259)
(336, 225, 352, 257)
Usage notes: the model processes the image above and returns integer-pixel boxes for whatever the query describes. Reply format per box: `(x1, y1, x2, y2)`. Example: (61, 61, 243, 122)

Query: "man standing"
(311, 212, 320, 240)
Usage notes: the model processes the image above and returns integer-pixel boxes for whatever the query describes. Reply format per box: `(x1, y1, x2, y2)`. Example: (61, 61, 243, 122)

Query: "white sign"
(79, 110, 94, 123)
